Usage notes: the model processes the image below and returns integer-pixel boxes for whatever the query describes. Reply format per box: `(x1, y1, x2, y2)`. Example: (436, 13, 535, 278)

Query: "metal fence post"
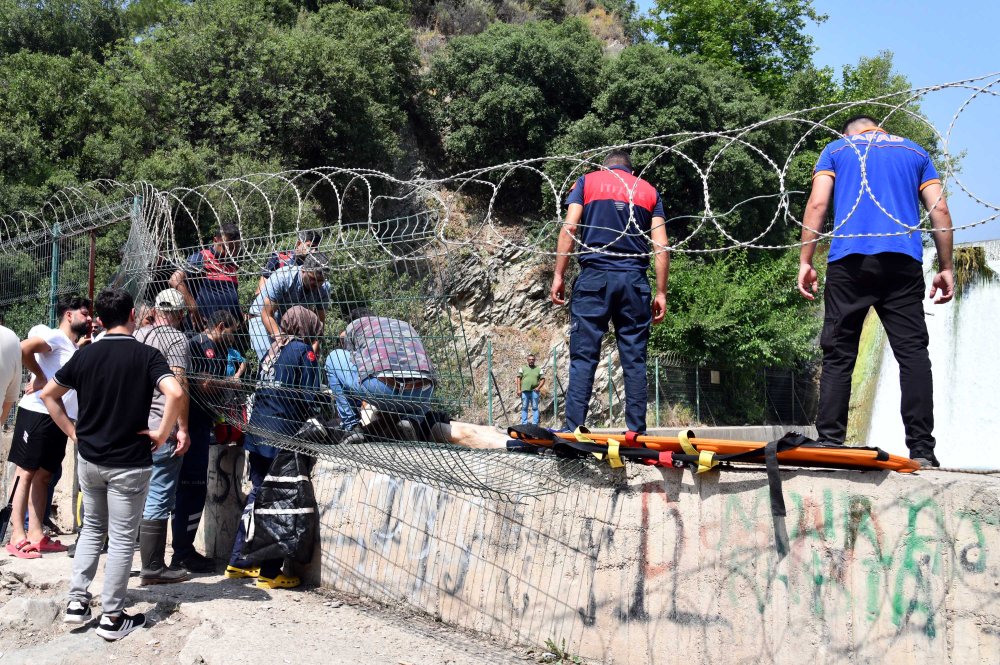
(791, 370, 797, 424)
(654, 356, 660, 429)
(87, 229, 97, 302)
(487, 339, 493, 426)
(695, 363, 701, 424)
(606, 351, 613, 425)
(552, 345, 558, 423)
(48, 223, 61, 327)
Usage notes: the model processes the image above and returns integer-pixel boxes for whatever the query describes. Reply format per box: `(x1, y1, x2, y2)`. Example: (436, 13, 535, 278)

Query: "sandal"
(224, 565, 260, 579)
(5, 539, 42, 559)
(256, 573, 300, 589)
(33, 535, 69, 553)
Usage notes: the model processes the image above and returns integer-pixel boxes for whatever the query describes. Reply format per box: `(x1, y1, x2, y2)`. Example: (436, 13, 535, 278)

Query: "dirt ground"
(0, 533, 550, 665)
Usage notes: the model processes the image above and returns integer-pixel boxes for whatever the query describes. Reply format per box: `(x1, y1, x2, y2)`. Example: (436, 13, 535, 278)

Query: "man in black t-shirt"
(41, 289, 184, 642)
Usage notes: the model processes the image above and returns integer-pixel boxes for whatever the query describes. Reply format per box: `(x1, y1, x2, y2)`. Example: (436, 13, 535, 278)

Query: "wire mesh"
(1, 75, 998, 501)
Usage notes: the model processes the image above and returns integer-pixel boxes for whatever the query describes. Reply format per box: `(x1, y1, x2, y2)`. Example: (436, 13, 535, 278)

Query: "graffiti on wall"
(311, 464, 1000, 660)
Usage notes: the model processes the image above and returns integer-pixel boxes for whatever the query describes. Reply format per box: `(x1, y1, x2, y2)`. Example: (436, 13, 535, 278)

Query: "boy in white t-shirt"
(5, 295, 92, 558)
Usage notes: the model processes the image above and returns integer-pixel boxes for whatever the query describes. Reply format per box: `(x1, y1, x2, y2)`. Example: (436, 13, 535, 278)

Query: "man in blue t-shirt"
(253, 229, 323, 297)
(798, 115, 955, 467)
(549, 150, 670, 434)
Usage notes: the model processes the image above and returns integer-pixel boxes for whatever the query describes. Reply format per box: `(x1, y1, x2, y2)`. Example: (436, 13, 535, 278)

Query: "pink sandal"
(5, 539, 42, 559)
(33, 535, 68, 553)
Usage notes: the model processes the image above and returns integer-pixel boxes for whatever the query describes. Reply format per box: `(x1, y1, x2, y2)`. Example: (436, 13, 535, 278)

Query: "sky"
(810, 0, 1000, 243)
(636, 0, 1000, 243)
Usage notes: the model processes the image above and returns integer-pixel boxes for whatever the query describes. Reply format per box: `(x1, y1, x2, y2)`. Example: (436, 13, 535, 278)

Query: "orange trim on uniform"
(813, 170, 836, 179)
(855, 127, 887, 135)
(919, 178, 941, 192)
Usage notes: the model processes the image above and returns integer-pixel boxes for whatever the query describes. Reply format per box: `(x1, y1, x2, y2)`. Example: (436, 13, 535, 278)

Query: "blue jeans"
(565, 268, 651, 433)
(143, 439, 183, 520)
(229, 451, 281, 578)
(248, 316, 271, 363)
(324, 350, 434, 430)
(520, 390, 540, 425)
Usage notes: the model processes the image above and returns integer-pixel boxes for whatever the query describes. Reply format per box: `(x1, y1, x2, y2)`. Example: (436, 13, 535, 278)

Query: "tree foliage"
(0, 0, 942, 373)
(0, 0, 128, 60)
(649, 250, 821, 368)
(430, 19, 603, 168)
(645, 0, 826, 96)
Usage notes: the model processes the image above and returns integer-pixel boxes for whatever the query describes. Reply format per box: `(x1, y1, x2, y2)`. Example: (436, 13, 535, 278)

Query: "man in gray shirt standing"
(134, 289, 191, 585)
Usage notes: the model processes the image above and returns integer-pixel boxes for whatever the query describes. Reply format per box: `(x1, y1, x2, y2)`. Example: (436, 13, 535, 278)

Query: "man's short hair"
(603, 150, 632, 170)
(95, 288, 134, 329)
(216, 222, 241, 241)
(301, 251, 329, 275)
(840, 115, 879, 135)
(56, 294, 92, 320)
(298, 229, 323, 246)
(347, 307, 374, 322)
(207, 309, 239, 330)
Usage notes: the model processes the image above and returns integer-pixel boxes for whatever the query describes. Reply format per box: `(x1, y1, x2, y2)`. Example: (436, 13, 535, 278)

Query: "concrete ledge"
(22, 429, 998, 664)
(301, 457, 999, 664)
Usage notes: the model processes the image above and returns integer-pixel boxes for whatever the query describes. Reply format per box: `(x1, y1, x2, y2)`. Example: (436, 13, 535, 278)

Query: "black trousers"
(817, 253, 935, 455)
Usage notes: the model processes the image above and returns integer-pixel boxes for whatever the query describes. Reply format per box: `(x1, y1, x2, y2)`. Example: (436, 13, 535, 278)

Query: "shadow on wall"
(303, 458, 1000, 665)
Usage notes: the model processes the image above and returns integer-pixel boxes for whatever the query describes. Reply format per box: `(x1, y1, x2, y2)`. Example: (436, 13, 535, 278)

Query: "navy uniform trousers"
(565, 267, 652, 433)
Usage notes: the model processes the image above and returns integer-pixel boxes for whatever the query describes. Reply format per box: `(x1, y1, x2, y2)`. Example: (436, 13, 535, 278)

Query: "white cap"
(154, 288, 186, 313)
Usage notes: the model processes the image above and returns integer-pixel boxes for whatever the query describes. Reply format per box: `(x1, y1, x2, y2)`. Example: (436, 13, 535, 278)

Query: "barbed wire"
(1, 72, 997, 260)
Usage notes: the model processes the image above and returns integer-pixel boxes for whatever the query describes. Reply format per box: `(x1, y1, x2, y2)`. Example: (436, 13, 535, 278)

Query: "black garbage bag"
(241, 450, 318, 565)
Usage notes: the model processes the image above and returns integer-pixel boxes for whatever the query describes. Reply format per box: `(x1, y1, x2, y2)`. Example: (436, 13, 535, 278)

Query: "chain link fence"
(482, 342, 818, 430)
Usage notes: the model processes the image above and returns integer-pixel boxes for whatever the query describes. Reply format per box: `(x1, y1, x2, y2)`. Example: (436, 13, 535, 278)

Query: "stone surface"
(0, 597, 60, 630)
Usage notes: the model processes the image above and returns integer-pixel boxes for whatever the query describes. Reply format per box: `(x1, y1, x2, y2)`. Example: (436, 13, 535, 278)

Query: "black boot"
(140, 519, 190, 586)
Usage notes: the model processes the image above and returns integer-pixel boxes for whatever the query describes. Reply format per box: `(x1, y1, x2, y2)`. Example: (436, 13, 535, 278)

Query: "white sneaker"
(64, 600, 92, 624)
(95, 611, 145, 641)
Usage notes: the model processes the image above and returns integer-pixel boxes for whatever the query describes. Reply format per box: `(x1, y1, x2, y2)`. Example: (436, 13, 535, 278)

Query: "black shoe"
(910, 447, 940, 468)
(95, 611, 145, 641)
(140, 519, 191, 585)
(294, 417, 330, 443)
(172, 551, 216, 573)
(64, 600, 92, 624)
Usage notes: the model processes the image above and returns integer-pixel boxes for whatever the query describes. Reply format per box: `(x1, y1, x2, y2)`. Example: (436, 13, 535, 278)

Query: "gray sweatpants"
(67, 455, 151, 615)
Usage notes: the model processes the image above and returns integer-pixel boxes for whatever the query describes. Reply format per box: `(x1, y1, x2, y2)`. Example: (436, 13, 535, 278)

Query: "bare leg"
(432, 421, 512, 450)
(9, 467, 35, 544)
(26, 468, 53, 543)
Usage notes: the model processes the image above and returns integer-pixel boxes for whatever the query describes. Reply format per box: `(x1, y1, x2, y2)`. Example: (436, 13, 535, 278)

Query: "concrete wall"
(8, 425, 999, 664)
(299, 459, 999, 664)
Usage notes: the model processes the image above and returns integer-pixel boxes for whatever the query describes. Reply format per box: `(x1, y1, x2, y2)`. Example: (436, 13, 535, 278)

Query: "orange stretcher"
(518, 428, 921, 473)
(505, 425, 920, 555)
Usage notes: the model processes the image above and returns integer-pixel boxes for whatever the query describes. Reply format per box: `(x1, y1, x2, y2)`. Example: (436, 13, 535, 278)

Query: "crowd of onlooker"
(0, 225, 439, 640)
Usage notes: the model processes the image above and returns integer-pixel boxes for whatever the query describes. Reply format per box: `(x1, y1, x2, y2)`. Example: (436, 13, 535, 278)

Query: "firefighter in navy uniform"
(169, 223, 242, 331)
(549, 150, 670, 435)
(170, 310, 240, 572)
